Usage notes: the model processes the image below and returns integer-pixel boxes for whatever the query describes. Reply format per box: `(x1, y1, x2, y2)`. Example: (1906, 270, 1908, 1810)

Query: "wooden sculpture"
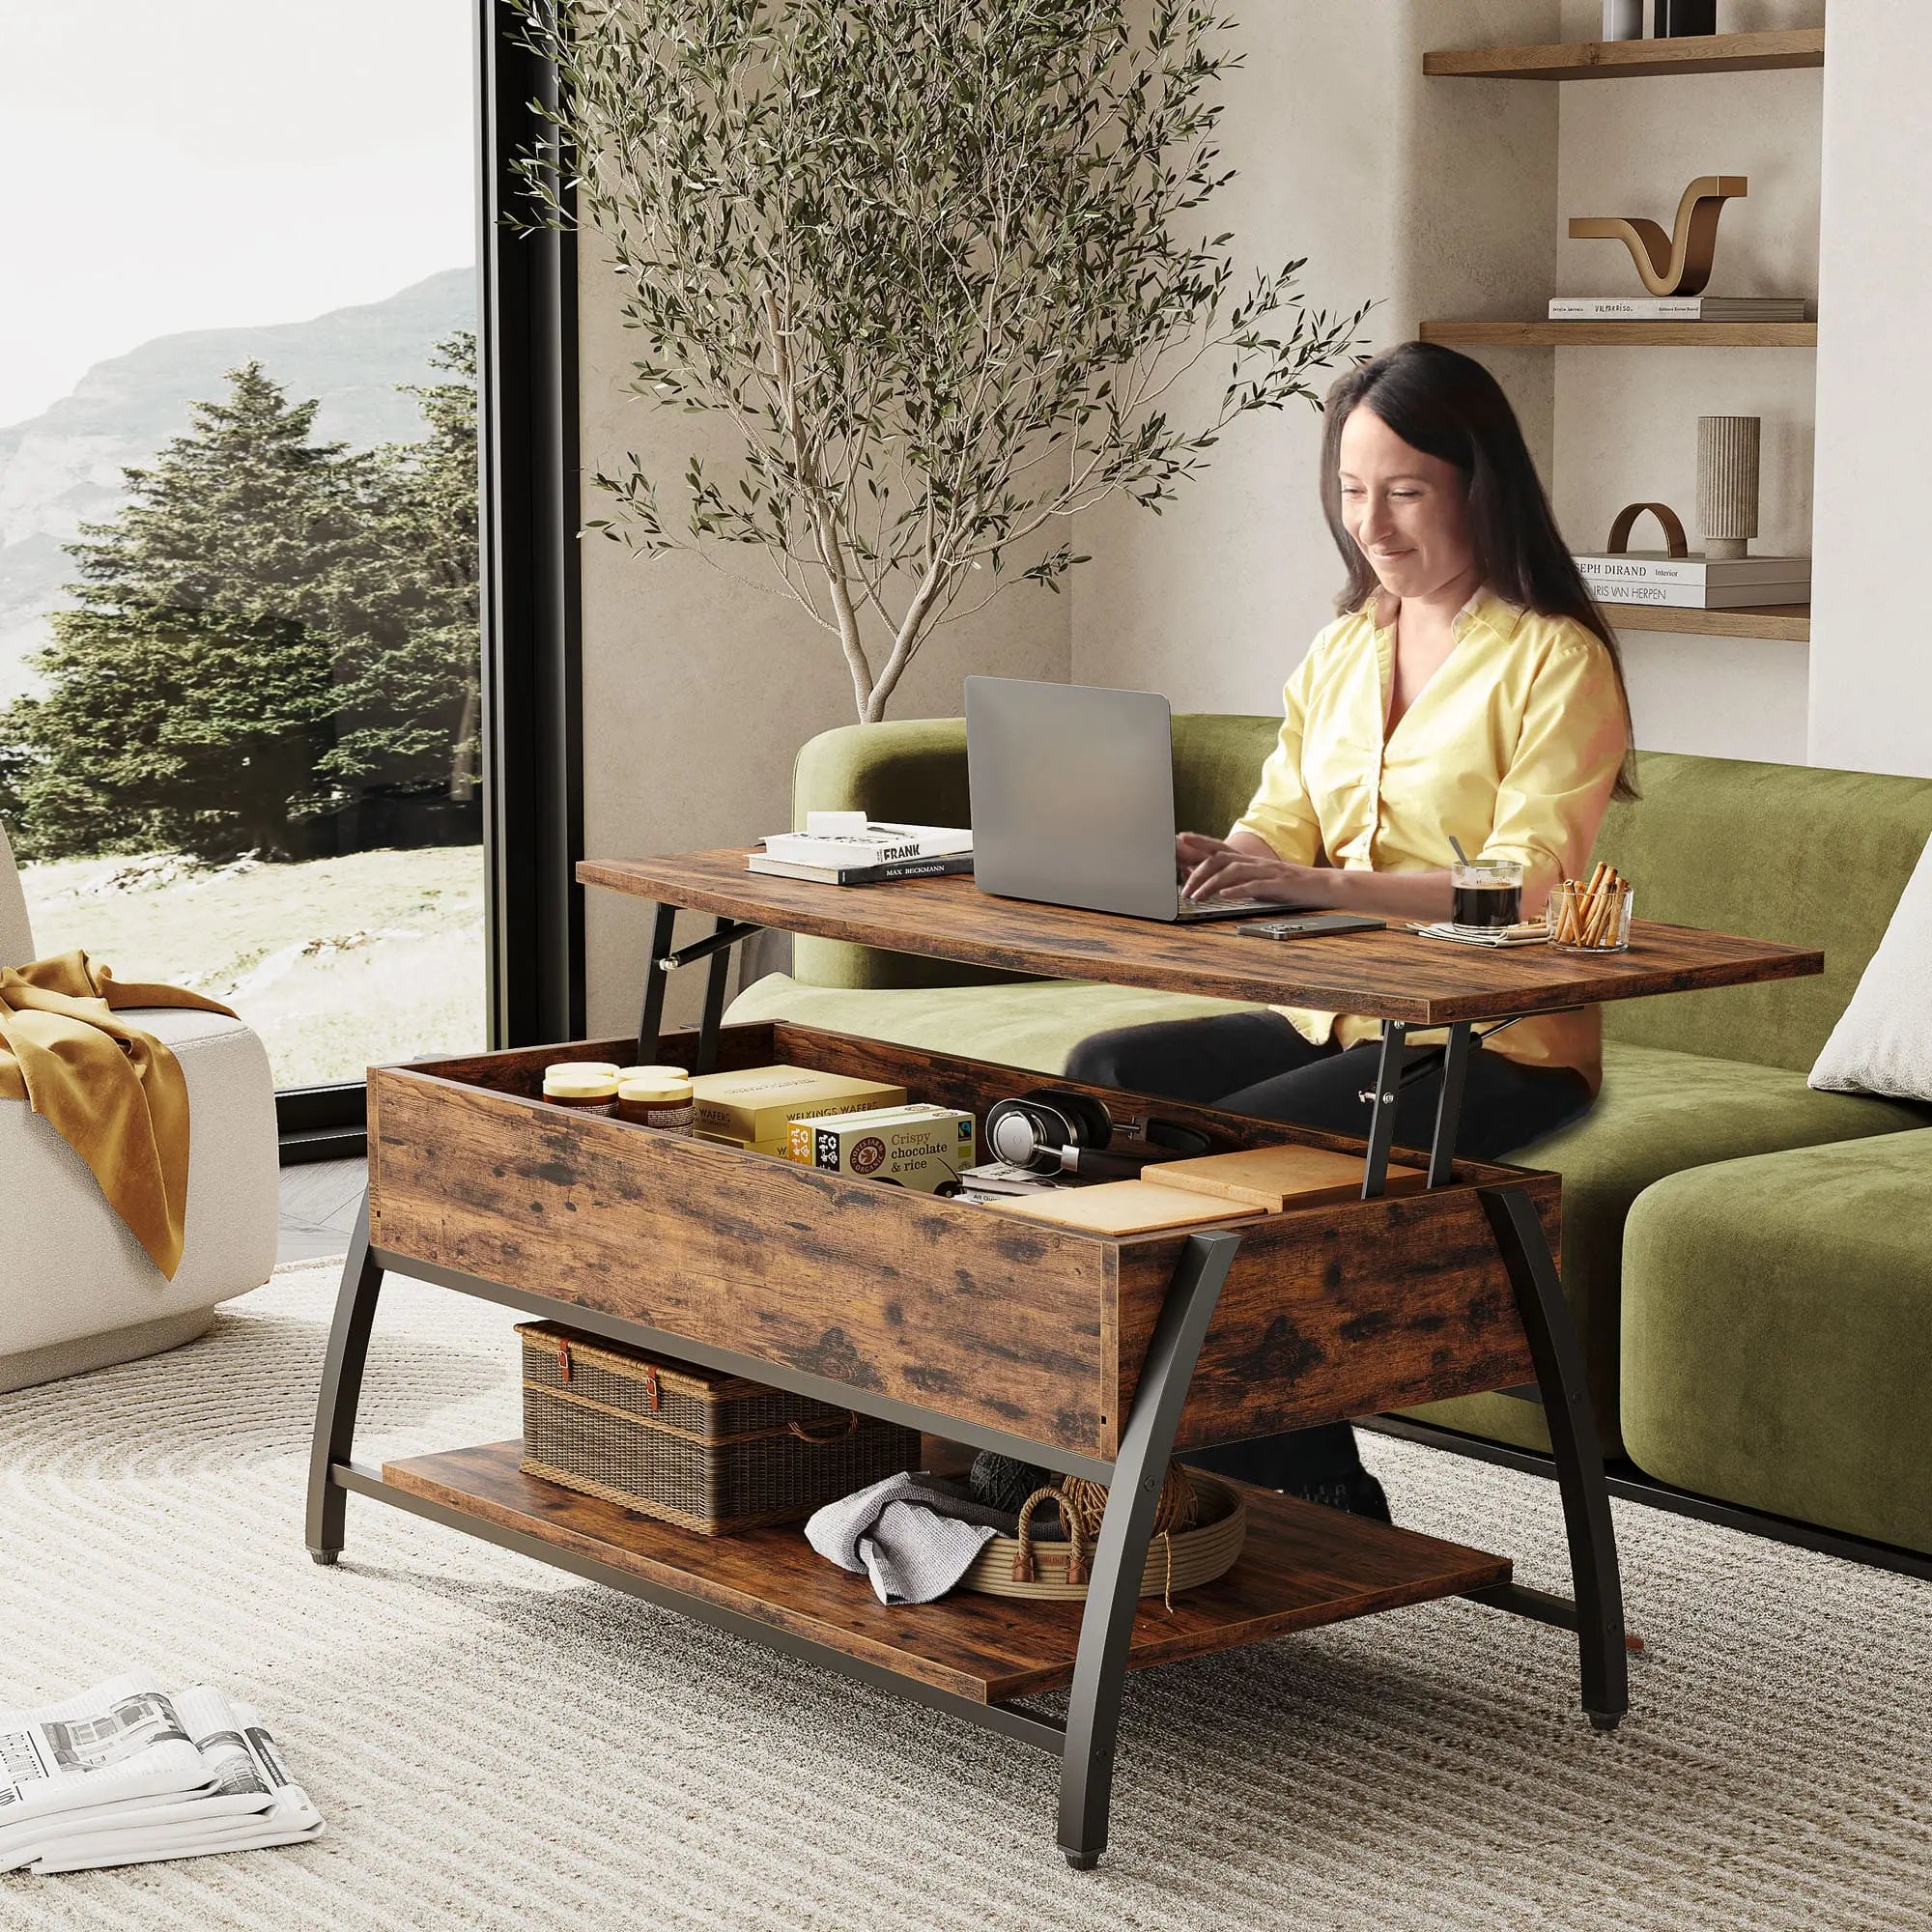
(1606, 502, 1690, 556)
(1569, 175, 1747, 297)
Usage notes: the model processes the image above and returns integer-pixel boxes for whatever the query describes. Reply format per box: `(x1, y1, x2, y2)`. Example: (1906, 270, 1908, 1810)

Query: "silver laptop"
(964, 677, 1290, 923)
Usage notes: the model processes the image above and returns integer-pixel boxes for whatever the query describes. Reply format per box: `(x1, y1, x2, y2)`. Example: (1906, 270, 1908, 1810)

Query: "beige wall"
(1070, 0, 1561, 716)
(1809, 0, 1932, 778)
(575, 239, 1070, 1034)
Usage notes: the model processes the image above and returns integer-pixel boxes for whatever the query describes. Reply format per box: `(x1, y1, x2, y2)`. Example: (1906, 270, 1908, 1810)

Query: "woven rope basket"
(517, 1322, 920, 1536)
(957, 1470, 1246, 1602)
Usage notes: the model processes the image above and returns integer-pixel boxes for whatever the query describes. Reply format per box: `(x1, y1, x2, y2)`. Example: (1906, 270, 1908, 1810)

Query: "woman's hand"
(1181, 842, 1326, 906)
(1177, 830, 1327, 905)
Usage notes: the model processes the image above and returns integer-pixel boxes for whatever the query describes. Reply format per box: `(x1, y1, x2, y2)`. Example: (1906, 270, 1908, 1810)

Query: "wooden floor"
(381, 1441, 1511, 1703)
(279, 1157, 364, 1265)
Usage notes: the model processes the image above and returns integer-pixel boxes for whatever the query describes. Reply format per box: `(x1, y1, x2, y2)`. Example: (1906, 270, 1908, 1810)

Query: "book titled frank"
(756, 812, 972, 874)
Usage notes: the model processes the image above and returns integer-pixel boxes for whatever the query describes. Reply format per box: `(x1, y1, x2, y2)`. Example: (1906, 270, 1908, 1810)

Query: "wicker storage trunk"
(517, 1322, 920, 1535)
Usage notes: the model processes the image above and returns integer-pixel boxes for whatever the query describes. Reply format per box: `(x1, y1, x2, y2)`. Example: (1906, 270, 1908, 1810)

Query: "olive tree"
(512, 0, 1367, 721)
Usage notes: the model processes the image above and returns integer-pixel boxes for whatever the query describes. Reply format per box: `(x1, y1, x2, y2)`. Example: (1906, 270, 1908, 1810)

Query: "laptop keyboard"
(1175, 892, 1277, 922)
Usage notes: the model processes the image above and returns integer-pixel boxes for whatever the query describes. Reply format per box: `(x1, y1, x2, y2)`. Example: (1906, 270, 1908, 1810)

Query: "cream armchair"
(0, 821, 279, 1392)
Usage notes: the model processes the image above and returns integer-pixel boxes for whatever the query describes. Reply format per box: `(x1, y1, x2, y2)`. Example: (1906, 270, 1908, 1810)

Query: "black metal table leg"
(1358, 1022, 1407, 1198)
(1426, 1022, 1473, 1188)
(1477, 1185, 1628, 1728)
(1057, 1230, 1243, 1869)
(696, 917, 735, 1075)
(635, 902, 677, 1065)
(306, 1196, 386, 1564)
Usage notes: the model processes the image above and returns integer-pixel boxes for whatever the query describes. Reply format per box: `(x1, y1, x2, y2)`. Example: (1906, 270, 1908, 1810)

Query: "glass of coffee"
(1450, 858, 1524, 935)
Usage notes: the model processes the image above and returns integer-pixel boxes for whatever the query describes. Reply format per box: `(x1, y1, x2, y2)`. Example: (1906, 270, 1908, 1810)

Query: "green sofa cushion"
(726, 971, 1256, 1076)
(1618, 1131, 1932, 1554)
(1594, 753, 1932, 1072)
(1405, 1041, 1925, 1459)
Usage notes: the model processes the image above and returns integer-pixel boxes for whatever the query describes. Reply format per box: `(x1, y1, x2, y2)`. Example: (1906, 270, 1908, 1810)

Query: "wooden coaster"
(988, 1180, 1266, 1236)
(1150, 1144, 1427, 1212)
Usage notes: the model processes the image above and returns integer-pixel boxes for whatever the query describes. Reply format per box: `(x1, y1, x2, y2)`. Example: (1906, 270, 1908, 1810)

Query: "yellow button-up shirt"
(1234, 591, 1628, 1091)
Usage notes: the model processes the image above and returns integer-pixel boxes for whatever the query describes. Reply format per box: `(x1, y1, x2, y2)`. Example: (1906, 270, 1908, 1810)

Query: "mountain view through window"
(0, 3, 482, 1089)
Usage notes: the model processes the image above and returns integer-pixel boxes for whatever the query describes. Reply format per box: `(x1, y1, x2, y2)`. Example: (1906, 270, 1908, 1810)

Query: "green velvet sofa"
(728, 721, 1932, 1556)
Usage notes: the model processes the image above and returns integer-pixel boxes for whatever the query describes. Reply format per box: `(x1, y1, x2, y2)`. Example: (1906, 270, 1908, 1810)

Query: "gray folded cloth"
(805, 1474, 1018, 1605)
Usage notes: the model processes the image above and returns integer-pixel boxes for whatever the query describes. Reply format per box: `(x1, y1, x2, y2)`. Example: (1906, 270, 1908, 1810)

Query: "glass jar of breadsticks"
(1547, 864, 1634, 952)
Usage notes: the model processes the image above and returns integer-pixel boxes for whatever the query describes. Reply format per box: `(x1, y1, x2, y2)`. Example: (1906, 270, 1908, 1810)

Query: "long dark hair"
(1321, 341, 1638, 799)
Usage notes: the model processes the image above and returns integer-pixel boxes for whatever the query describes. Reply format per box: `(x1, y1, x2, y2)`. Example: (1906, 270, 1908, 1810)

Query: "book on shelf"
(758, 815, 973, 870)
(1587, 582, 1807, 611)
(746, 852, 974, 886)
(1576, 551, 1810, 587)
(1577, 552, 1809, 609)
(1547, 296, 1807, 321)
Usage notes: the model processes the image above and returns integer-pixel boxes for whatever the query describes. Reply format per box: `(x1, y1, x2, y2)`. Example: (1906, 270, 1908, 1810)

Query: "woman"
(1065, 340, 1634, 1518)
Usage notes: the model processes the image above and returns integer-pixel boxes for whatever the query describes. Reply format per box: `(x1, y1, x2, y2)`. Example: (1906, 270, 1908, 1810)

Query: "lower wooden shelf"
(1421, 320, 1816, 348)
(1600, 601, 1810, 642)
(383, 1441, 1511, 1704)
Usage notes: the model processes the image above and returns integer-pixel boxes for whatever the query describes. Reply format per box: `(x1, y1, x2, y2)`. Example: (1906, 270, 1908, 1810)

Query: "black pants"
(1064, 1012, 1594, 1499)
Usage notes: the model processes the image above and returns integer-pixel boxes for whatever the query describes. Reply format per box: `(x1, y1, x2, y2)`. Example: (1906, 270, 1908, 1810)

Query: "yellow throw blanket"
(0, 952, 240, 1280)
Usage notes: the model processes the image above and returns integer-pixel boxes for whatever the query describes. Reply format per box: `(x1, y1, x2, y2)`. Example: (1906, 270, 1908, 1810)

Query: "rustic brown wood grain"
(1422, 27, 1823, 82)
(370, 1065, 1119, 1454)
(381, 1441, 1511, 1702)
(575, 850, 1823, 1022)
(375, 1024, 1554, 1459)
(1113, 1178, 1556, 1451)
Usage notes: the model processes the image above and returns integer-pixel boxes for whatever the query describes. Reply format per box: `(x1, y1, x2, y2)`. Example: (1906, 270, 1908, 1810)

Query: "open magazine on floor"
(0, 1673, 323, 1874)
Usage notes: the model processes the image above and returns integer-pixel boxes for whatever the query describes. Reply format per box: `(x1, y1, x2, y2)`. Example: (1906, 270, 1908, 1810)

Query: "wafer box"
(794, 1103, 976, 1192)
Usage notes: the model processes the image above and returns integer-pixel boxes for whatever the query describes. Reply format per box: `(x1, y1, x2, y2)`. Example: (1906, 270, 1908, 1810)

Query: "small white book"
(1548, 296, 1807, 320)
(759, 819, 972, 868)
(1588, 582, 1807, 611)
(1577, 552, 1811, 587)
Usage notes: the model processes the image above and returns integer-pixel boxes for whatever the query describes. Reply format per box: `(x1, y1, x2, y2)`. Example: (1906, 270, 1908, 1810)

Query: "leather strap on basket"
(786, 1412, 859, 1445)
(1012, 1486, 1091, 1585)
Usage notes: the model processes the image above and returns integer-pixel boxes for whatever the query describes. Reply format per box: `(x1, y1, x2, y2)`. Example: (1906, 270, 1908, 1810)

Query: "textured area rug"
(1, 1261, 1927, 1931)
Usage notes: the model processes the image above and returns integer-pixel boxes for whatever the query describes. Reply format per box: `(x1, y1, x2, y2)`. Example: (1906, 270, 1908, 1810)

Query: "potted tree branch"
(512, 0, 1368, 722)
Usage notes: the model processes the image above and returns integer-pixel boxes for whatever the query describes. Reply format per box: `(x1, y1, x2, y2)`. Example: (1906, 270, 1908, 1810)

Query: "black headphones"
(983, 1088, 1210, 1179)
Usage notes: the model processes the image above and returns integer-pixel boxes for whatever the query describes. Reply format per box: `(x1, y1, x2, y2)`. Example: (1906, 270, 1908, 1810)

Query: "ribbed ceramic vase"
(1697, 414, 1760, 559)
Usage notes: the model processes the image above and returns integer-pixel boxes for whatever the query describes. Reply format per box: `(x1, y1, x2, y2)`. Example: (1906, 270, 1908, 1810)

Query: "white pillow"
(1809, 831, 1932, 1102)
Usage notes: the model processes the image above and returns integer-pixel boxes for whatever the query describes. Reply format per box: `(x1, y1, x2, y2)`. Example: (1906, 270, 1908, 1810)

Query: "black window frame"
(279, 1, 583, 1162)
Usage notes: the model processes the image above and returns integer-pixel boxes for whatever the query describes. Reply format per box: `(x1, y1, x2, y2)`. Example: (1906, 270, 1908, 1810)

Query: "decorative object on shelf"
(958, 1468, 1248, 1608)
(1697, 414, 1760, 558)
(516, 1322, 921, 1535)
(1606, 501, 1690, 556)
(1603, 0, 1643, 39)
(1653, 0, 1718, 34)
(1570, 175, 1747, 297)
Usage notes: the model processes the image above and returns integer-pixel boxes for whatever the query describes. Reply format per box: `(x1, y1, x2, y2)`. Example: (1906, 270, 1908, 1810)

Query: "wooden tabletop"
(579, 850, 1822, 1026)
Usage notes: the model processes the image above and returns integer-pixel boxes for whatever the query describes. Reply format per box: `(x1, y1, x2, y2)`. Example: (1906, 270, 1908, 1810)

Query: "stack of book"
(1575, 550, 1810, 611)
(748, 813, 972, 885)
(1548, 296, 1807, 322)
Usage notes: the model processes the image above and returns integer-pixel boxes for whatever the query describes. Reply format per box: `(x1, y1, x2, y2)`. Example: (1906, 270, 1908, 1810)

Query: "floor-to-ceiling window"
(0, 2, 483, 1092)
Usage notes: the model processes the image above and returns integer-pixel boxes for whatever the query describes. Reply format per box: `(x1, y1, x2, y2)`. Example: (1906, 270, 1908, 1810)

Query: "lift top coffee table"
(309, 854, 1820, 1867)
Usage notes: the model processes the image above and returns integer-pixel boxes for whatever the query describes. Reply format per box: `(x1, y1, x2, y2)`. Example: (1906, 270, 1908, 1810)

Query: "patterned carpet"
(1, 1260, 1927, 1931)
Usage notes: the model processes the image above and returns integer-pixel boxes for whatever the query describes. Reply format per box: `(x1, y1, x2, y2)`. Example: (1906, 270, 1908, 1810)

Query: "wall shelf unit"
(1598, 603, 1810, 643)
(1419, 321, 1816, 349)
(1423, 29, 1825, 83)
